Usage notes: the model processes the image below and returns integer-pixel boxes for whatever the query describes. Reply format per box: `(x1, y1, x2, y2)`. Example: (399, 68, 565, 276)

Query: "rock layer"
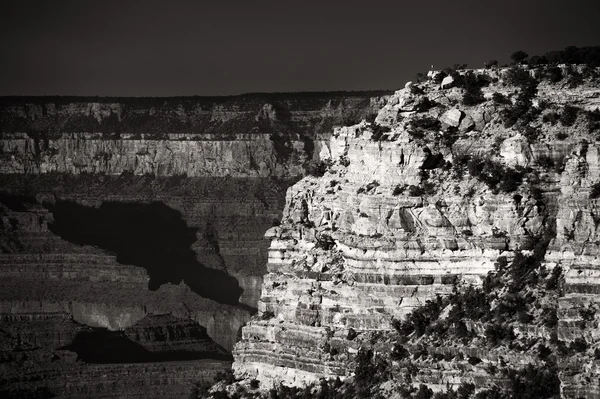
(0, 92, 388, 398)
(233, 68, 600, 396)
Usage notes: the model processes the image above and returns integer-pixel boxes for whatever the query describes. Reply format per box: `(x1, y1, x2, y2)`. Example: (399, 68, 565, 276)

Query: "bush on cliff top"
(461, 71, 489, 106)
(452, 154, 527, 193)
(503, 45, 600, 67)
(501, 67, 540, 128)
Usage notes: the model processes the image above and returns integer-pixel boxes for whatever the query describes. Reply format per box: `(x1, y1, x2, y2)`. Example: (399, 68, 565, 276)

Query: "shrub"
(366, 180, 380, 191)
(434, 70, 448, 84)
(536, 155, 555, 169)
(441, 127, 459, 148)
(542, 112, 559, 125)
(528, 55, 548, 65)
(393, 297, 444, 337)
(510, 50, 529, 64)
(213, 369, 236, 384)
(485, 324, 515, 346)
(260, 310, 275, 320)
(410, 116, 441, 132)
(371, 123, 392, 141)
(522, 126, 541, 141)
(517, 311, 533, 323)
(415, 384, 434, 399)
(538, 344, 552, 360)
(567, 72, 584, 88)
(189, 381, 212, 399)
(408, 185, 423, 196)
(545, 266, 563, 290)
(579, 307, 595, 322)
(354, 348, 388, 398)
(542, 308, 558, 328)
(415, 72, 427, 83)
(506, 364, 560, 399)
(467, 356, 482, 365)
(586, 109, 600, 132)
(422, 152, 445, 170)
(505, 67, 537, 90)
(306, 159, 332, 177)
(484, 60, 499, 69)
(457, 155, 526, 193)
(492, 92, 511, 105)
(507, 252, 540, 292)
(416, 97, 438, 112)
(590, 182, 600, 199)
(392, 184, 406, 196)
(409, 129, 425, 140)
(391, 343, 410, 360)
(457, 382, 476, 399)
(501, 68, 539, 127)
(346, 328, 358, 340)
(544, 66, 563, 83)
(448, 285, 490, 321)
(315, 233, 336, 250)
(555, 132, 568, 140)
(460, 71, 489, 106)
(560, 105, 580, 126)
(339, 155, 350, 167)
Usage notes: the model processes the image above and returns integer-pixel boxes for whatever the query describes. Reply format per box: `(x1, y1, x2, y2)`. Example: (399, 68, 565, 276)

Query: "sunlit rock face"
(233, 68, 600, 395)
(0, 92, 388, 398)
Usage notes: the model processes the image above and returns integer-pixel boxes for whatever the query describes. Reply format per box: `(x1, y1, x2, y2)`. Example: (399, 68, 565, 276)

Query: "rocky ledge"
(231, 65, 600, 397)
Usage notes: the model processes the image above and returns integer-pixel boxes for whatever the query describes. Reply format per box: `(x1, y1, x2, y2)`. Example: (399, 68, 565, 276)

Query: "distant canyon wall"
(0, 92, 390, 349)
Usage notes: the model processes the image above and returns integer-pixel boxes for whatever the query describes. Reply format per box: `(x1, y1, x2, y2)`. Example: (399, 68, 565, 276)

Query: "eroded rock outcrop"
(232, 67, 600, 397)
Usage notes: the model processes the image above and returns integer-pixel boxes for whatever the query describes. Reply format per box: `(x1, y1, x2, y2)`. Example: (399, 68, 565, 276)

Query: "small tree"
(560, 105, 580, 126)
(484, 60, 499, 69)
(415, 72, 427, 83)
(511, 50, 529, 64)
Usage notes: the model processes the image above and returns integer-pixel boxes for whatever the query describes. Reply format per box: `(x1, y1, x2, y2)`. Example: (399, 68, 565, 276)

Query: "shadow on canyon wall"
(0, 192, 37, 211)
(45, 200, 243, 305)
(62, 328, 233, 363)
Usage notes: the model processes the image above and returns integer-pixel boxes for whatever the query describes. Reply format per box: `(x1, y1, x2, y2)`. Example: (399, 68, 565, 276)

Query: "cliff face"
(0, 92, 389, 176)
(0, 92, 389, 398)
(232, 68, 600, 397)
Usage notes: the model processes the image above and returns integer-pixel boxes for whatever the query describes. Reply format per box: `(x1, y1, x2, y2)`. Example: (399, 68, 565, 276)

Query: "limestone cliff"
(231, 66, 600, 397)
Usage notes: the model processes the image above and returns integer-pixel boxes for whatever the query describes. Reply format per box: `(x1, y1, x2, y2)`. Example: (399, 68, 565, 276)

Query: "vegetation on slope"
(198, 237, 565, 398)
(193, 45, 600, 399)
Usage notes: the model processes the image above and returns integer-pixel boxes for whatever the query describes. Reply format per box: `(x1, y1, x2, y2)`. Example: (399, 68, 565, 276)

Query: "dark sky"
(1, 0, 599, 96)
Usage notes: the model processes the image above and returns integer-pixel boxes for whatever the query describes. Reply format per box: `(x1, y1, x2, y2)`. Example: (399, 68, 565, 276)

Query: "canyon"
(3, 65, 600, 399)
(0, 92, 389, 398)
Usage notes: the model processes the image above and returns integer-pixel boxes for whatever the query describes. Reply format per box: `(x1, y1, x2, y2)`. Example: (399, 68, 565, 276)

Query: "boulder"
(459, 114, 475, 133)
(471, 108, 494, 131)
(440, 109, 463, 128)
(441, 75, 454, 89)
(499, 134, 533, 167)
